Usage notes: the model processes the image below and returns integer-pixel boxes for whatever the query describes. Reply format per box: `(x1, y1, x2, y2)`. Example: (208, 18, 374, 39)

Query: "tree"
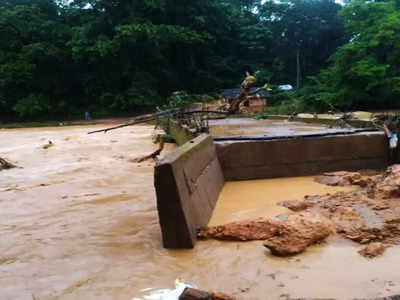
(0, 0, 351, 120)
(258, 0, 345, 88)
(315, 0, 400, 109)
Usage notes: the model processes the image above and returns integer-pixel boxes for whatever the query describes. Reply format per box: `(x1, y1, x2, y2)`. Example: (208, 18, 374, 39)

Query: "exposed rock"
(198, 218, 280, 241)
(358, 242, 389, 258)
(315, 171, 363, 186)
(279, 200, 315, 212)
(263, 213, 334, 256)
(374, 165, 400, 199)
(200, 213, 333, 256)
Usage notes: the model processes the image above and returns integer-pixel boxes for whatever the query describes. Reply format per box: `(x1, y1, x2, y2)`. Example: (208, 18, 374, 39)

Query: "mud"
(374, 165, 400, 199)
(315, 171, 378, 188)
(199, 218, 280, 241)
(203, 166, 400, 259)
(200, 213, 333, 256)
(208, 176, 358, 226)
(263, 213, 334, 256)
(299, 169, 400, 247)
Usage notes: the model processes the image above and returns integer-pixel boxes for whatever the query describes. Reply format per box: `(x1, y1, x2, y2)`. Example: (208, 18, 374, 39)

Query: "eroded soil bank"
(2, 125, 400, 300)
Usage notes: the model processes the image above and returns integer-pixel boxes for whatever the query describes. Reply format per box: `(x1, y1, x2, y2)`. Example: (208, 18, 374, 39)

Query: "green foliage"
(268, 98, 308, 115)
(163, 91, 203, 110)
(1, 0, 375, 121)
(253, 112, 269, 119)
(304, 0, 400, 110)
(13, 94, 50, 117)
(165, 91, 192, 109)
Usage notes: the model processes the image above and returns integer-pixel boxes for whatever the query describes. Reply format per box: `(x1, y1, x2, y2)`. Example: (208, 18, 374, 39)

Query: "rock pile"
(199, 165, 400, 258)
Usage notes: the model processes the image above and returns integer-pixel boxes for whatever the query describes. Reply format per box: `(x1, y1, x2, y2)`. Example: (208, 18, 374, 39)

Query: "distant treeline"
(0, 0, 398, 120)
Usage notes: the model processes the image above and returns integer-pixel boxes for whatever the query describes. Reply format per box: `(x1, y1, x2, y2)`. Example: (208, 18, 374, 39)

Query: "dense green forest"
(0, 0, 398, 120)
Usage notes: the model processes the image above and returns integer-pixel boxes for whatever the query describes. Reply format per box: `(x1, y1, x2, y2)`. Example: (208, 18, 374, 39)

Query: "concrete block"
(155, 134, 224, 248)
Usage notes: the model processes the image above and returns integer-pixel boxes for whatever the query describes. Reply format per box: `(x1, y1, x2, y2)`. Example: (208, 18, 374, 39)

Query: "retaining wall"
(155, 130, 389, 248)
(154, 134, 224, 248)
(215, 131, 388, 181)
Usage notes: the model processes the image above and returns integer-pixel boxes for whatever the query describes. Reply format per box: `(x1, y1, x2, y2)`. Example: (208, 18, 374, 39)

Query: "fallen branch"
(87, 110, 228, 134)
(130, 141, 165, 163)
(88, 111, 169, 134)
(0, 157, 17, 170)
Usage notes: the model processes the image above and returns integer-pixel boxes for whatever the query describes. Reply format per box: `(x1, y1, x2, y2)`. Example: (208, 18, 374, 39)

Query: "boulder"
(198, 218, 280, 241)
(315, 171, 362, 186)
(263, 213, 334, 256)
(374, 165, 400, 199)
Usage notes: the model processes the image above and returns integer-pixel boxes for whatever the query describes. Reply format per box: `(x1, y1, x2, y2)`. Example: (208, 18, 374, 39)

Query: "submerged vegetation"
(0, 0, 399, 121)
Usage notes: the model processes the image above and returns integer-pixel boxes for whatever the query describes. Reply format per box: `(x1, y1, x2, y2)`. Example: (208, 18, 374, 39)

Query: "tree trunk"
(296, 48, 301, 89)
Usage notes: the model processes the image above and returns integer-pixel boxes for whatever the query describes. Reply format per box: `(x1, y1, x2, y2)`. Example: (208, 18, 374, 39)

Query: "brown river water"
(1, 124, 400, 300)
(208, 118, 335, 137)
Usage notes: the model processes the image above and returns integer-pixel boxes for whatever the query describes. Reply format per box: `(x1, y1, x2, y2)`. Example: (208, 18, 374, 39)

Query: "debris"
(179, 288, 210, 300)
(87, 110, 228, 135)
(0, 257, 17, 265)
(209, 291, 234, 300)
(199, 213, 334, 256)
(279, 199, 315, 211)
(132, 280, 233, 300)
(263, 213, 334, 256)
(0, 157, 17, 170)
(198, 218, 280, 241)
(374, 164, 400, 199)
(314, 171, 363, 186)
(130, 141, 165, 163)
(200, 165, 400, 257)
(132, 279, 195, 300)
(180, 288, 234, 300)
(42, 140, 53, 149)
(358, 242, 389, 258)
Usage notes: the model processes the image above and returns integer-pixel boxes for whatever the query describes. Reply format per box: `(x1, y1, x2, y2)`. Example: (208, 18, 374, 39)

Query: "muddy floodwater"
(209, 177, 359, 226)
(2, 124, 400, 300)
(209, 118, 340, 137)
